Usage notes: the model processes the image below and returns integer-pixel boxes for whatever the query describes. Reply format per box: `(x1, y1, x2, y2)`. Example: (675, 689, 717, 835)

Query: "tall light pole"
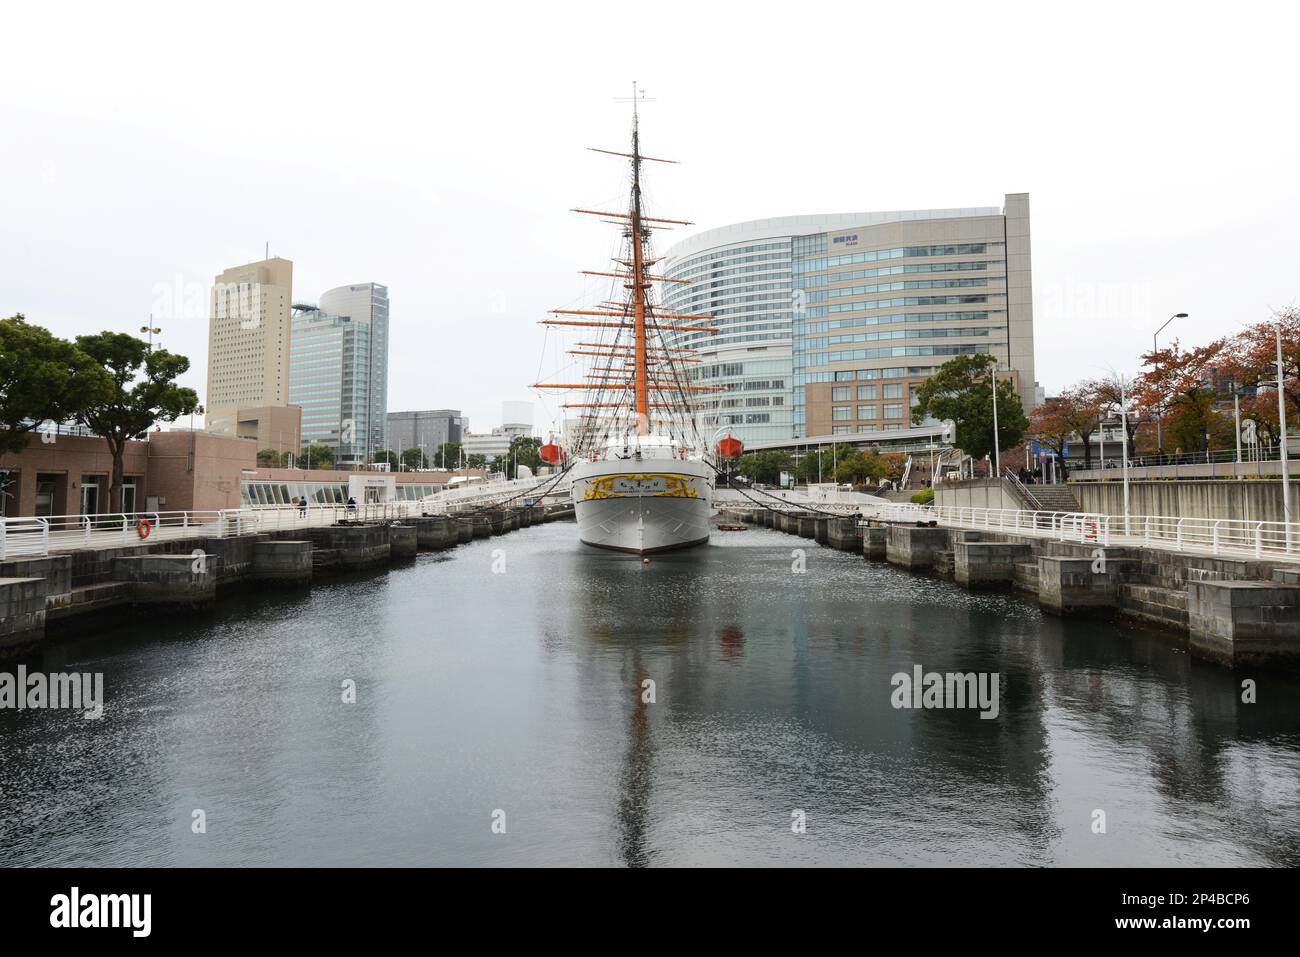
(1153, 312, 1188, 454)
(1276, 323, 1291, 550)
(140, 320, 161, 351)
(990, 357, 1001, 477)
(1118, 374, 1131, 535)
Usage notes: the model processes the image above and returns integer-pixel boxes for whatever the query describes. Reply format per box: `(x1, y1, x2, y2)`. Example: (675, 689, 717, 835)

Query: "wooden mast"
(629, 84, 650, 435)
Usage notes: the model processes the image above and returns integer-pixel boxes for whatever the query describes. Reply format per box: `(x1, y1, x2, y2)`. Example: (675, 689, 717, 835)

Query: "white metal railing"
(0, 503, 433, 559)
(855, 501, 1300, 560)
(420, 475, 568, 514)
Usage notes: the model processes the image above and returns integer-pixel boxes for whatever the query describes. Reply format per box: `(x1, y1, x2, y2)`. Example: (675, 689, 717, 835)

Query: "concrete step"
(1121, 582, 1189, 629)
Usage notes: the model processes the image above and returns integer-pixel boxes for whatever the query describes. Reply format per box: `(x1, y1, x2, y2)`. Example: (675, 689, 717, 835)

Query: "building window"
(832, 386, 850, 401)
(883, 383, 904, 399)
(857, 405, 876, 419)
(884, 404, 904, 419)
(832, 407, 851, 421)
(857, 385, 876, 400)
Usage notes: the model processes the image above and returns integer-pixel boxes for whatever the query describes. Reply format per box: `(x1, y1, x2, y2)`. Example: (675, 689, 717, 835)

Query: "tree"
(1132, 338, 1226, 453)
(371, 449, 399, 469)
(501, 436, 542, 479)
(1218, 307, 1300, 418)
(400, 447, 426, 471)
(74, 332, 199, 513)
(257, 448, 288, 467)
(1027, 394, 1078, 478)
(736, 450, 791, 484)
(911, 353, 1027, 462)
(433, 442, 462, 469)
(0, 315, 113, 454)
(299, 444, 336, 469)
(465, 453, 487, 469)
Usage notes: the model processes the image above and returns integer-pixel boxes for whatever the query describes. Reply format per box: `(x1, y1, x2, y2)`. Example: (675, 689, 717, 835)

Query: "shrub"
(910, 487, 934, 505)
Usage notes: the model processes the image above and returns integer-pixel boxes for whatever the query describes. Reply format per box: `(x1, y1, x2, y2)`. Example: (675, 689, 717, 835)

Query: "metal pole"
(990, 361, 1000, 477)
(1277, 324, 1291, 550)
(1234, 390, 1242, 465)
(1120, 376, 1130, 535)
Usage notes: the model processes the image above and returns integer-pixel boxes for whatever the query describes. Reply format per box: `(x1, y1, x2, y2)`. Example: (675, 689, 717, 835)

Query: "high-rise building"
(661, 195, 1038, 443)
(385, 409, 463, 461)
(320, 283, 389, 457)
(288, 284, 388, 468)
(205, 257, 293, 433)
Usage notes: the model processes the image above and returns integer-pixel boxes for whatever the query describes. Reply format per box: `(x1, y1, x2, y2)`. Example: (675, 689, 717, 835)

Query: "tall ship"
(533, 89, 735, 554)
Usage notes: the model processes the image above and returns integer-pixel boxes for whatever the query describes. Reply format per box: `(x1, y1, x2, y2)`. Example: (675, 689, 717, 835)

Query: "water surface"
(2, 520, 1298, 866)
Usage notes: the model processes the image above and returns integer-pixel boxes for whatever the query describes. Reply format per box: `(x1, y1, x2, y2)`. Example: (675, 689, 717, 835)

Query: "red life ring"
(136, 518, 153, 540)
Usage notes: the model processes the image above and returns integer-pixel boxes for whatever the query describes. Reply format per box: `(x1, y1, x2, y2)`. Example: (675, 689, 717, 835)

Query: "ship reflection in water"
(2, 521, 1299, 867)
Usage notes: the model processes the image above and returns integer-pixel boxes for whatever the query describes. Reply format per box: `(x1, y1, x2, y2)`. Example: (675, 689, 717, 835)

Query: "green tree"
(74, 332, 200, 513)
(433, 441, 462, 468)
(257, 448, 287, 467)
(465, 453, 487, 469)
(736, 450, 791, 484)
(500, 436, 542, 478)
(0, 315, 113, 454)
(400, 447, 426, 471)
(371, 449, 399, 469)
(912, 353, 1027, 462)
(298, 444, 336, 469)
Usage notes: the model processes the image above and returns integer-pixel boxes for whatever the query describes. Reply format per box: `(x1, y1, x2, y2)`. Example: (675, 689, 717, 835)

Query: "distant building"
(660, 195, 1039, 443)
(462, 423, 531, 463)
(205, 257, 293, 431)
(207, 404, 301, 458)
(386, 409, 463, 461)
(500, 401, 533, 429)
(321, 283, 389, 458)
(288, 283, 388, 468)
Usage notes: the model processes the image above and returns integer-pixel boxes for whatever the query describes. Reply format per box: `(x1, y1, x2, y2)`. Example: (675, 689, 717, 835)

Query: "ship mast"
(629, 85, 650, 435)
(532, 84, 721, 451)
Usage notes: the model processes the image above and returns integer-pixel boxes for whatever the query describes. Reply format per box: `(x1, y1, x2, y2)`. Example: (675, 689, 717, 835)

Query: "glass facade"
(660, 241, 794, 443)
(661, 203, 1030, 442)
(289, 283, 389, 467)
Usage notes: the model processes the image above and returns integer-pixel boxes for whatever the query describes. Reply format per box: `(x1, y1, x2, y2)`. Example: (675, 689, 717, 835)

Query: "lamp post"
(990, 358, 1002, 478)
(1118, 375, 1131, 535)
(139, 320, 161, 351)
(1153, 312, 1188, 455)
(1277, 323, 1292, 550)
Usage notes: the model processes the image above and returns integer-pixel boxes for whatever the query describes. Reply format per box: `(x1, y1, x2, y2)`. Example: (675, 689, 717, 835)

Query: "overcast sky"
(3, 1, 1297, 435)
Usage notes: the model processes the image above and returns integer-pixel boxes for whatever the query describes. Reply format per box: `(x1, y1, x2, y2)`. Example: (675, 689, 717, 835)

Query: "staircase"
(1024, 483, 1079, 512)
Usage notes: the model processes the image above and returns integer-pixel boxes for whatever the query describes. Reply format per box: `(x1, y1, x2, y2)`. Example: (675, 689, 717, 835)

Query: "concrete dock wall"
(741, 504, 1300, 670)
(2, 503, 570, 660)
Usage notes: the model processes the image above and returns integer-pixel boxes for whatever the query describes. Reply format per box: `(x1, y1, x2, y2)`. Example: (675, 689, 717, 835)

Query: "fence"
(858, 501, 1300, 560)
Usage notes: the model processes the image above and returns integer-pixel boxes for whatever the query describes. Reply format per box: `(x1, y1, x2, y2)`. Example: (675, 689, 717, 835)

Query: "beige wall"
(206, 257, 293, 429)
(802, 201, 1033, 437)
(0, 430, 254, 517)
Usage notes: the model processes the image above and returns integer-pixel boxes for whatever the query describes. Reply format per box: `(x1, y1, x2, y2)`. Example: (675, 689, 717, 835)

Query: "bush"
(910, 487, 934, 505)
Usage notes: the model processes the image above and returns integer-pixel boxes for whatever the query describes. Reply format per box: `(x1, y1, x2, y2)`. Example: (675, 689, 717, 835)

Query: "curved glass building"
(660, 195, 1037, 444)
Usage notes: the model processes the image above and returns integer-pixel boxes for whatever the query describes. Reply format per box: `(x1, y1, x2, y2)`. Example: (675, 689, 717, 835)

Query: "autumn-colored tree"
(1218, 307, 1300, 418)
(1027, 395, 1077, 476)
(1132, 338, 1226, 453)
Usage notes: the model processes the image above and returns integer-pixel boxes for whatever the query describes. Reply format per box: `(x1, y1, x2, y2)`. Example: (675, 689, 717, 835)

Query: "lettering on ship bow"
(582, 473, 699, 500)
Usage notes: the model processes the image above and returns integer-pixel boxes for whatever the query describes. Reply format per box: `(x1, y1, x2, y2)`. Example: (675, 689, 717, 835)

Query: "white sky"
(3, 1, 1297, 435)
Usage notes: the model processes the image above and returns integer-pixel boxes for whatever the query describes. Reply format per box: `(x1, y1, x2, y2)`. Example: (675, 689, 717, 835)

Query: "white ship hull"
(570, 456, 714, 554)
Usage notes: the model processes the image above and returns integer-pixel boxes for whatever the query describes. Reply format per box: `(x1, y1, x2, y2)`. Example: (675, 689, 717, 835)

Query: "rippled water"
(2, 519, 1299, 866)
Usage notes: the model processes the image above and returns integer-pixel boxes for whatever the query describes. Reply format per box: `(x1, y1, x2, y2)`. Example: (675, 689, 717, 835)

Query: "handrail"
(1003, 466, 1044, 511)
(854, 501, 1300, 561)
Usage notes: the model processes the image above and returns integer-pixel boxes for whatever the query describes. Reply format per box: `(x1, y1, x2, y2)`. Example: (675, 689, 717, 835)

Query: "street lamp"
(140, 321, 161, 351)
(1153, 312, 1188, 455)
